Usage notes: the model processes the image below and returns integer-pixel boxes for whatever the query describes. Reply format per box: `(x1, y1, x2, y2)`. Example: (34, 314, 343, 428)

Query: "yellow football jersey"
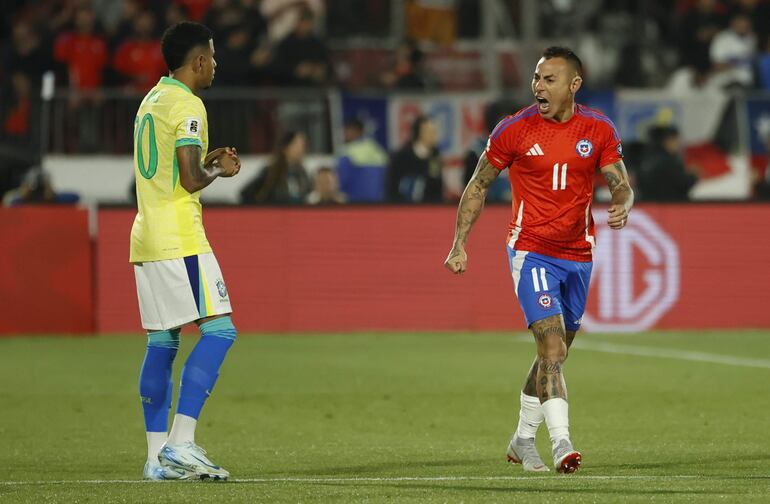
(130, 76, 212, 263)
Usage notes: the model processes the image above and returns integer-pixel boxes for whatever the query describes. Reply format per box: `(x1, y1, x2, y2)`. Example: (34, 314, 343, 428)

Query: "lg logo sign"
(583, 209, 680, 332)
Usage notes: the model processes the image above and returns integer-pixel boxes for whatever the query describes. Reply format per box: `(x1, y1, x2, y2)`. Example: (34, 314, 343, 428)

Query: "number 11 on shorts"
(531, 267, 549, 292)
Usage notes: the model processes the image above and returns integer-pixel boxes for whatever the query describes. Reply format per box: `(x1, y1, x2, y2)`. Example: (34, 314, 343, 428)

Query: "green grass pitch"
(2, 331, 770, 503)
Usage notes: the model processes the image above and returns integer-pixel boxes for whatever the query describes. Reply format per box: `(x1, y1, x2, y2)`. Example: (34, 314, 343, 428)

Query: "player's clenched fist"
(208, 146, 241, 177)
(607, 204, 629, 230)
(444, 245, 468, 274)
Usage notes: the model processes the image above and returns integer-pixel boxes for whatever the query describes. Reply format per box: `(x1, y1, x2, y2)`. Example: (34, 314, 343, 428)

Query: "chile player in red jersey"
(444, 47, 634, 474)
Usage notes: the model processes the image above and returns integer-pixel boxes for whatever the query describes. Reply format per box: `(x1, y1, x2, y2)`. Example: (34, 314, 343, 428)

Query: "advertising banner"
(0, 207, 93, 334)
(96, 205, 770, 334)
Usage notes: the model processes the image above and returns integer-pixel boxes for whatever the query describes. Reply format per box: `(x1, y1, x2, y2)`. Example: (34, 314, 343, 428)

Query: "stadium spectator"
(113, 11, 166, 92)
(202, 0, 270, 85)
(709, 12, 757, 88)
(53, 6, 109, 152)
(209, 23, 255, 85)
(270, 7, 332, 86)
(3, 167, 79, 206)
(240, 130, 311, 204)
(666, 58, 718, 93)
(204, 0, 267, 37)
(54, 7, 109, 90)
(726, 0, 770, 42)
(260, 0, 324, 43)
(6, 21, 52, 83)
(677, 0, 724, 71)
(92, 0, 125, 34)
(306, 166, 347, 204)
(3, 73, 33, 138)
(108, 0, 142, 50)
(380, 39, 434, 90)
(336, 119, 388, 202)
(637, 125, 699, 201)
(386, 115, 444, 203)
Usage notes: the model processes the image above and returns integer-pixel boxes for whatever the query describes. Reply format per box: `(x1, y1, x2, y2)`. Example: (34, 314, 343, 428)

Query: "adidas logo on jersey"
(525, 144, 544, 156)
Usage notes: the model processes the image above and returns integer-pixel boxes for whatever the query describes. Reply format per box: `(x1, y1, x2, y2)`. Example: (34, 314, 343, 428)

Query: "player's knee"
(538, 338, 567, 363)
(146, 328, 180, 349)
(199, 315, 237, 341)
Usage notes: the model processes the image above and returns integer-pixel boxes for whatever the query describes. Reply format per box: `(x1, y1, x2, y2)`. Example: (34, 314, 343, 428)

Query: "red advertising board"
(0, 207, 93, 334)
(96, 205, 770, 333)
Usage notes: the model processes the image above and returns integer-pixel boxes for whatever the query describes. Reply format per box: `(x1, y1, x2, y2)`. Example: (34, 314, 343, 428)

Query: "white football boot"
(143, 461, 187, 481)
(506, 432, 550, 472)
(158, 442, 230, 481)
(552, 438, 582, 474)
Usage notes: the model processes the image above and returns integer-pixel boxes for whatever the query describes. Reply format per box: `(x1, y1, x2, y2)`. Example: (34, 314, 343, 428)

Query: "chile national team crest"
(538, 294, 553, 309)
(576, 139, 593, 158)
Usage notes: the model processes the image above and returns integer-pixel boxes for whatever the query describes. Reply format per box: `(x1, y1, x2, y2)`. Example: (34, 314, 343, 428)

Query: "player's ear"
(570, 75, 582, 94)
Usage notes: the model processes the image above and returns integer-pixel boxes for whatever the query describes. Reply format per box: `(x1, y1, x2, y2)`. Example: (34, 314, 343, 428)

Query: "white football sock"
(167, 414, 197, 446)
(516, 392, 544, 439)
(146, 432, 167, 463)
(542, 398, 570, 445)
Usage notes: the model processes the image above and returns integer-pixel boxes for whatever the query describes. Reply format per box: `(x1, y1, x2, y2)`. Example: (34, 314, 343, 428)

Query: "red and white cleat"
(552, 438, 582, 474)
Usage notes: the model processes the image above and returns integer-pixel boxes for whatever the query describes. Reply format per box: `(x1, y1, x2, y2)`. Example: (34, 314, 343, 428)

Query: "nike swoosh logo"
(190, 453, 221, 470)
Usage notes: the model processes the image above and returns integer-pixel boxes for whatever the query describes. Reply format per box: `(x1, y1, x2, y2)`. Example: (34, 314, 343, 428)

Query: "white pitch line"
(512, 336, 770, 369)
(0, 475, 708, 486)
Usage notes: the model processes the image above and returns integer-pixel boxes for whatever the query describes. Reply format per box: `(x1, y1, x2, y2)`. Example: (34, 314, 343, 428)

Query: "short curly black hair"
(161, 21, 213, 72)
(542, 46, 583, 77)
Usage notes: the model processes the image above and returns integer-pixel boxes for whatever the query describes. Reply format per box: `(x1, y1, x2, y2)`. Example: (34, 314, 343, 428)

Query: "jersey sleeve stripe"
(490, 105, 538, 140)
(175, 138, 203, 148)
(577, 108, 621, 142)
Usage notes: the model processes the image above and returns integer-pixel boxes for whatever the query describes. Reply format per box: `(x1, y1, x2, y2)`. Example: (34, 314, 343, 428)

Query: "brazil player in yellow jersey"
(132, 22, 241, 481)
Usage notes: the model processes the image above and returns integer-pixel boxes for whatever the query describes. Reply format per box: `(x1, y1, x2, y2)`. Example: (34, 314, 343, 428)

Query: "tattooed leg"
(522, 328, 577, 395)
(522, 357, 539, 397)
(531, 315, 568, 403)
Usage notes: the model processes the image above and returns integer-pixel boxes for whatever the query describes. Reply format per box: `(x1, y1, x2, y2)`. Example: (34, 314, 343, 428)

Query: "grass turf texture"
(1, 331, 769, 503)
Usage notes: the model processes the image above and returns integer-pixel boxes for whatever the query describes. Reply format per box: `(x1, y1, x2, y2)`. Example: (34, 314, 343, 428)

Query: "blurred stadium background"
(2, 1, 770, 502)
(2, 0, 770, 334)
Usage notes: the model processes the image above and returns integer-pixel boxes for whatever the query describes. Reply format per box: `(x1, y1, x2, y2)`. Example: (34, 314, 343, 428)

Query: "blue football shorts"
(507, 246, 593, 332)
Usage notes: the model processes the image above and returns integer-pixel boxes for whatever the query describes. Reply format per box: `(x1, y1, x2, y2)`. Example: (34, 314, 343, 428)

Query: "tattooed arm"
(444, 153, 501, 274)
(177, 145, 240, 193)
(600, 159, 634, 230)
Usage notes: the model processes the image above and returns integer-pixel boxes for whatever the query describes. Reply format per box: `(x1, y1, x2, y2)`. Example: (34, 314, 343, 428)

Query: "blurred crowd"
(1, 0, 335, 95)
(2, 0, 770, 205)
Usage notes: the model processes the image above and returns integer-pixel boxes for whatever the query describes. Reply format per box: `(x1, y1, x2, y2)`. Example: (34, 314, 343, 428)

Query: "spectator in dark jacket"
(387, 115, 443, 203)
(638, 125, 699, 201)
(270, 7, 331, 87)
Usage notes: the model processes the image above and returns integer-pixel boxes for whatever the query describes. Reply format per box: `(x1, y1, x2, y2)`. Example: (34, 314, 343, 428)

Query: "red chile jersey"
(485, 103, 623, 262)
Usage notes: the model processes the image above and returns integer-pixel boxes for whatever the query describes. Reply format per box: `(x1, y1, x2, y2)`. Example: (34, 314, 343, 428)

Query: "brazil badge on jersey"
(130, 76, 212, 263)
